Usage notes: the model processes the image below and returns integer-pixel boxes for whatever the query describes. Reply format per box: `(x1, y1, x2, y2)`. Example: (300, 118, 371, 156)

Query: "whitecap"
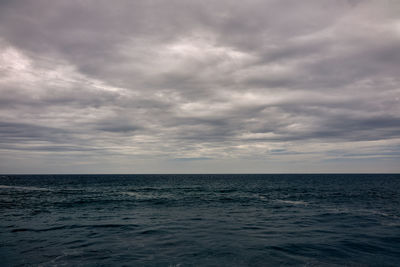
(0, 185, 50, 191)
(275, 199, 308, 205)
(121, 191, 153, 199)
(255, 194, 269, 201)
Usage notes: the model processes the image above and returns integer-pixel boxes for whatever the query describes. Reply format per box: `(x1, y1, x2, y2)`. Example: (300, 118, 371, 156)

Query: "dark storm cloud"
(0, 0, 399, 172)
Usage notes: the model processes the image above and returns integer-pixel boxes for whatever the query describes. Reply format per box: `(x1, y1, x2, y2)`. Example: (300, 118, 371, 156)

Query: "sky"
(0, 0, 400, 174)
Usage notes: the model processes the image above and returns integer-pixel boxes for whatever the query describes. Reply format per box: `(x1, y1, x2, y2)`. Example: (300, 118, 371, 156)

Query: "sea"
(0, 174, 399, 266)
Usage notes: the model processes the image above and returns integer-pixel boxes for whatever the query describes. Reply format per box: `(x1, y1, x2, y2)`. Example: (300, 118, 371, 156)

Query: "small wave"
(11, 225, 68, 233)
(323, 208, 399, 218)
(275, 199, 308, 205)
(364, 209, 399, 218)
(256, 195, 270, 201)
(10, 224, 137, 233)
(121, 191, 176, 202)
(0, 185, 50, 191)
(11, 228, 29, 233)
(121, 191, 152, 199)
(138, 229, 166, 235)
(380, 222, 400, 227)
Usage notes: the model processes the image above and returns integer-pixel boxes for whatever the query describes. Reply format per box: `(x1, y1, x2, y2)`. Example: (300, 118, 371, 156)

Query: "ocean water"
(1, 174, 399, 266)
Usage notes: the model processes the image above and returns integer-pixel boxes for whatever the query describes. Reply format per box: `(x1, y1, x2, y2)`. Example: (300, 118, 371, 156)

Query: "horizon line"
(1, 173, 399, 175)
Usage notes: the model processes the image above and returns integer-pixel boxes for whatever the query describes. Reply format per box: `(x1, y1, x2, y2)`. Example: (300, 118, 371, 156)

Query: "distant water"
(1, 174, 400, 266)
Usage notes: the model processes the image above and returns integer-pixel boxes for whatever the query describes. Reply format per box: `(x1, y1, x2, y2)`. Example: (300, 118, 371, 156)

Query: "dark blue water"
(1, 174, 399, 266)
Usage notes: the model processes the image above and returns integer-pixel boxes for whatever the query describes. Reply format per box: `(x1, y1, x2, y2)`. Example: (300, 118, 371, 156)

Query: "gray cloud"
(0, 0, 399, 173)
(0, 121, 68, 143)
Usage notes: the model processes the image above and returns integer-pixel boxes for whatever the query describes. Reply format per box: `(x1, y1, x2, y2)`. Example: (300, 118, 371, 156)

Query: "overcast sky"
(0, 0, 399, 173)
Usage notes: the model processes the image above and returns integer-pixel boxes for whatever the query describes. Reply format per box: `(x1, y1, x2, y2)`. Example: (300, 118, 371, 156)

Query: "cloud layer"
(1, 0, 399, 173)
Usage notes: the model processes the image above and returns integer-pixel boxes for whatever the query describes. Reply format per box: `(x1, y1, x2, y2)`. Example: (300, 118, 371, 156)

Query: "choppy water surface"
(1, 174, 399, 266)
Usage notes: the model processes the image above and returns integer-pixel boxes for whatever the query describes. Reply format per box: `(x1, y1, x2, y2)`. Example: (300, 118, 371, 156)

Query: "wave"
(121, 191, 155, 199)
(275, 199, 308, 205)
(10, 223, 138, 233)
(323, 207, 400, 219)
(0, 185, 50, 191)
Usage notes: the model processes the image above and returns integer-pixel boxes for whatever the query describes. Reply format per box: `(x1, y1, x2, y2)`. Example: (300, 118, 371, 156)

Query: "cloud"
(0, 0, 399, 173)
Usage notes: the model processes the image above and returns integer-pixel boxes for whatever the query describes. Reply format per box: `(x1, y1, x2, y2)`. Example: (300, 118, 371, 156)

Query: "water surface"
(1, 174, 399, 266)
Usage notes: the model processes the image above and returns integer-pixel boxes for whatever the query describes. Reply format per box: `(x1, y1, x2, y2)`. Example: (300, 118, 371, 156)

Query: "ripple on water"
(1, 174, 399, 266)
